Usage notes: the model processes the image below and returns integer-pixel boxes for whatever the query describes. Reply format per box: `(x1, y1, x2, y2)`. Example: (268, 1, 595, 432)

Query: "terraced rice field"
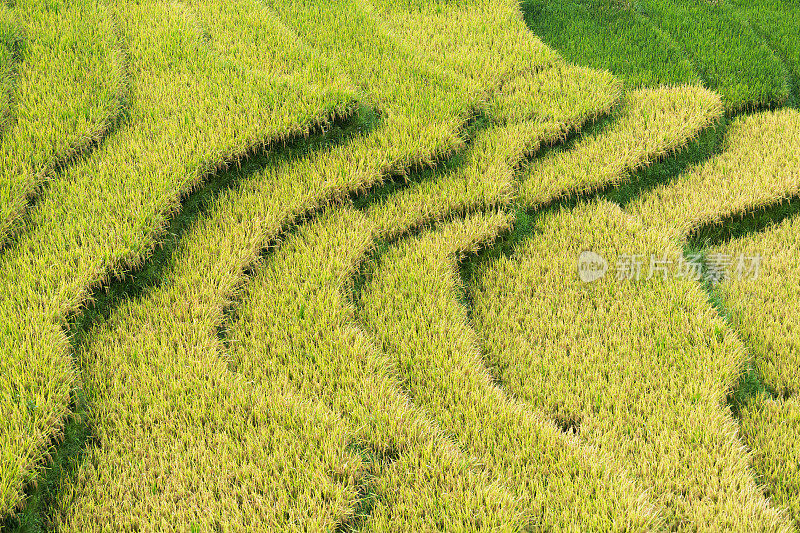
(0, 0, 798, 530)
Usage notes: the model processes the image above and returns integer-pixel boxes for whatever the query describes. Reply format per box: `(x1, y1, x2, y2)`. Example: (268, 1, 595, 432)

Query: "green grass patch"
(636, 0, 790, 112)
(729, 1, 800, 106)
(522, 0, 700, 88)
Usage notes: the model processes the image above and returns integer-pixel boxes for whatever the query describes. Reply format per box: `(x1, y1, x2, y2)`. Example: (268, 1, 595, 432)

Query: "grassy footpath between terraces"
(0, 0, 359, 518)
(53, 42, 622, 527)
(0, 0, 127, 245)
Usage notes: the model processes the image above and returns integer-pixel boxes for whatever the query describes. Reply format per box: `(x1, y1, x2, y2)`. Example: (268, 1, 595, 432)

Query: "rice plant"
(522, 0, 700, 88)
(0, 0, 127, 245)
(630, 109, 800, 239)
(471, 200, 789, 529)
(0, 0, 357, 517)
(517, 86, 723, 208)
(625, 108, 800, 526)
(718, 212, 800, 527)
(636, 0, 790, 112)
(0, 4, 18, 130)
(1, 0, 799, 528)
(52, 46, 622, 527)
(359, 211, 657, 530)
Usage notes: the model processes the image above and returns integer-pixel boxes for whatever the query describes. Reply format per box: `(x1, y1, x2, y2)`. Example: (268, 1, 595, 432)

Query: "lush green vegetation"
(2, 0, 800, 530)
(636, 0, 790, 112)
(727, 1, 800, 107)
(523, 0, 699, 88)
(524, 0, 792, 112)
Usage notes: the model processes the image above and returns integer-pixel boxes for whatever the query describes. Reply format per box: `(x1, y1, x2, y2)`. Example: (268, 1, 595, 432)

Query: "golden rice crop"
(0, 0, 127, 245)
(0, 0, 358, 517)
(218, 206, 520, 531)
(352, 82, 737, 530)
(717, 213, 800, 527)
(359, 211, 657, 530)
(60, 197, 521, 529)
(630, 108, 800, 526)
(471, 105, 800, 530)
(367, 0, 560, 91)
(471, 200, 789, 530)
(630, 109, 800, 240)
(371, 64, 621, 237)
(56, 50, 622, 527)
(5, 0, 797, 528)
(517, 85, 723, 209)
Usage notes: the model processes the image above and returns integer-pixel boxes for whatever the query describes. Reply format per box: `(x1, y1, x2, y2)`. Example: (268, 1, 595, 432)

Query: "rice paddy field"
(0, 0, 798, 530)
